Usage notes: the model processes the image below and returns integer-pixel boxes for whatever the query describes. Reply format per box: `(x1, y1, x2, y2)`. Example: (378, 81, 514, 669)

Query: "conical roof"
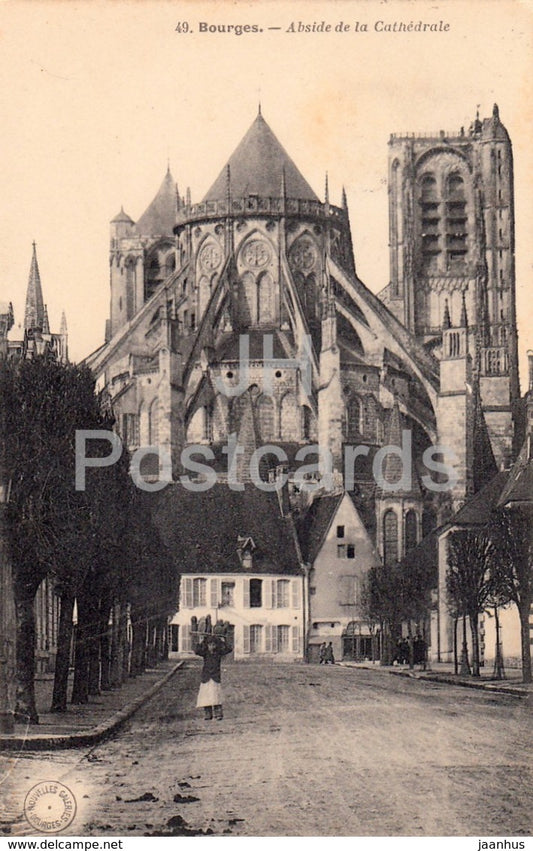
(135, 168, 178, 236)
(24, 242, 45, 332)
(203, 111, 319, 203)
(111, 206, 134, 224)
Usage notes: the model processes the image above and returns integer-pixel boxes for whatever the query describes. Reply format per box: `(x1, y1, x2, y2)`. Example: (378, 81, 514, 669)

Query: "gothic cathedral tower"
(381, 105, 519, 470)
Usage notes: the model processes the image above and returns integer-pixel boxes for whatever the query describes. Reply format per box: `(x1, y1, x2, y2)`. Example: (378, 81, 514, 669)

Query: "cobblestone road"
(1, 662, 532, 837)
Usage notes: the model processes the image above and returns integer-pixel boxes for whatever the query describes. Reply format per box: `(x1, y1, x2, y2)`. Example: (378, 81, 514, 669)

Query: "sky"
(0, 0, 532, 387)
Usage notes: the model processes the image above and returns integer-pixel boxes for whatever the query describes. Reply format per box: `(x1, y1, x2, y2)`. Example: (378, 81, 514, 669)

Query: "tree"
(489, 507, 532, 684)
(0, 358, 117, 721)
(446, 529, 495, 677)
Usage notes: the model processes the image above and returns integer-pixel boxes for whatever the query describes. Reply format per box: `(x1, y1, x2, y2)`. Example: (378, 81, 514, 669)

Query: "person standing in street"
(194, 634, 232, 720)
(325, 642, 335, 665)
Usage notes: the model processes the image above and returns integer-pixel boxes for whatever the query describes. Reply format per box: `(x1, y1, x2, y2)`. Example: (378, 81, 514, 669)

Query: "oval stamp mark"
(24, 781, 77, 833)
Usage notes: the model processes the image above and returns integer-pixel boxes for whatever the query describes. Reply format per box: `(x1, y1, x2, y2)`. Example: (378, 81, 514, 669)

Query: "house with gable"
(297, 491, 381, 663)
(148, 482, 306, 661)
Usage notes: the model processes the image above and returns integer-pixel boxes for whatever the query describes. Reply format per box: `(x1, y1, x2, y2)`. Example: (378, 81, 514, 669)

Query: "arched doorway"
(342, 622, 375, 661)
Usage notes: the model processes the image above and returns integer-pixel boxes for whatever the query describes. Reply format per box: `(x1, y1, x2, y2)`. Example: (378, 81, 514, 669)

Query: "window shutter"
(265, 624, 272, 653)
(243, 624, 250, 654)
(292, 625, 300, 654)
(183, 577, 193, 609)
(271, 626, 278, 653)
(266, 579, 274, 609)
(291, 579, 300, 610)
(243, 578, 250, 608)
(182, 624, 190, 652)
(210, 578, 218, 609)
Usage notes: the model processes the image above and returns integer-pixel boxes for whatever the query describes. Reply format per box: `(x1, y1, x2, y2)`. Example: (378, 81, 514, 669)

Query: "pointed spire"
(226, 164, 231, 206)
(341, 186, 348, 210)
(42, 304, 50, 335)
(280, 165, 286, 199)
(460, 292, 468, 328)
(186, 186, 191, 207)
(258, 101, 262, 117)
(442, 298, 451, 330)
(324, 171, 329, 205)
(24, 242, 45, 332)
(60, 310, 68, 335)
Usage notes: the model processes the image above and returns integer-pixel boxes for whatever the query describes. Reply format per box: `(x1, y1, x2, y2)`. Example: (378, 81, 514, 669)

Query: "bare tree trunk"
(14, 586, 39, 724)
(99, 599, 112, 690)
(519, 601, 532, 684)
(407, 620, 414, 670)
(459, 614, 471, 676)
(71, 598, 89, 704)
(130, 614, 144, 677)
(110, 603, 121, 688)
(51, 589, 75, 713)
(470, 612, 480, 677)
(87, 596, 101, 696)
(119, 604, 129, 682)
(453, 617, 458, 676)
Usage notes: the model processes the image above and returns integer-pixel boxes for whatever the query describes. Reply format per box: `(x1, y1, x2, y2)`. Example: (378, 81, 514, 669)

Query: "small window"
(337, 525, 345, 538)
(277, 579, 290, 608)
(347, 545, 355, 559)
(221, 582, 235, 607)
(192, 578, 207, 607)
(250, 578, 262, 608)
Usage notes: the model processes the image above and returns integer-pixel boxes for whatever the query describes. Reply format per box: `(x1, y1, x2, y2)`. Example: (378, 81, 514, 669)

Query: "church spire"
(60, 310, 68, 335)
(42, 304, 50, 335)
(24, 242, 45, 332)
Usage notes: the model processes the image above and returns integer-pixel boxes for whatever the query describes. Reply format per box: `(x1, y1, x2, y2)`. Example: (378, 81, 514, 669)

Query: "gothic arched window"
(405, 510, 418, 553)
(256, 395, 275, 442)
(383, 510, 398, 568)
(149, 398, 159, 446)
(280, 392, 300, 441)
(345, 396, 361, 440)
(445, 172, 468, 271)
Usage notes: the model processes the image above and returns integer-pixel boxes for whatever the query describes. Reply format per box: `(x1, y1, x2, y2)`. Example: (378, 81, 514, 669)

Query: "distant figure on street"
(324, 642, 335, 665)
(194, 635, 232, 720)
(319, 642, 327, 664)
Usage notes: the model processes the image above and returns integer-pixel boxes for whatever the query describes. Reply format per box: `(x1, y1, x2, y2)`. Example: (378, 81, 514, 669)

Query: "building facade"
(86, 106, 522, 663)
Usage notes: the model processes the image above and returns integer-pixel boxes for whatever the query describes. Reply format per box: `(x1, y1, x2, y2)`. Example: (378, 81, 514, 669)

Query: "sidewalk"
(0, 660, 183, 752)
(339, 659, 533, 697)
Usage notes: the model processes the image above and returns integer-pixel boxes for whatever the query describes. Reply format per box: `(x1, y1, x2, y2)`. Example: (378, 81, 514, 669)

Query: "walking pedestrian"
(325, 641, 335, 665)
(194, 634, 232, 720)
(319, 642, 327, 664)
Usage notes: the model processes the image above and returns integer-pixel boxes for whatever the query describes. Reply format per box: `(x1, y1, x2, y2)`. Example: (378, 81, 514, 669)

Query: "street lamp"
(0, 468, 15, 733)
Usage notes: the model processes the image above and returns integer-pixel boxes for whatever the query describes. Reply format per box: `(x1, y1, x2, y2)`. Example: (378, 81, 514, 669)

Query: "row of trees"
(1, 357, 179, 724)
(446, 509, 532, 683)
(360, 537, 436, 668)
(360, 504, 531, 683)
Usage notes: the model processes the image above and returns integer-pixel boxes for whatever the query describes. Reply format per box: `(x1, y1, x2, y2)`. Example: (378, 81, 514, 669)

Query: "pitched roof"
(296, 492, 344, 564)
(145, 483, 302, 575)
(203, 111, 319, 203)
(135, 168, 178, 236)
(497, 438, 533, 508)
(24, 243, 45, 332)
(447, 470, 509, 528)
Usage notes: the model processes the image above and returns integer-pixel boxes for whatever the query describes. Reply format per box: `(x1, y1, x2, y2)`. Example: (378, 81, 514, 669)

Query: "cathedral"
(86, 105, 522, 662)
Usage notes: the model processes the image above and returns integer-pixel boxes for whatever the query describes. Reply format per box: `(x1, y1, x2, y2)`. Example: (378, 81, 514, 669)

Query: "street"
(1, 662, 532, 837)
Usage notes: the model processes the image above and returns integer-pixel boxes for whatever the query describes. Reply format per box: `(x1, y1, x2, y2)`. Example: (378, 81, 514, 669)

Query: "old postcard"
(0, 0, 532, 845)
